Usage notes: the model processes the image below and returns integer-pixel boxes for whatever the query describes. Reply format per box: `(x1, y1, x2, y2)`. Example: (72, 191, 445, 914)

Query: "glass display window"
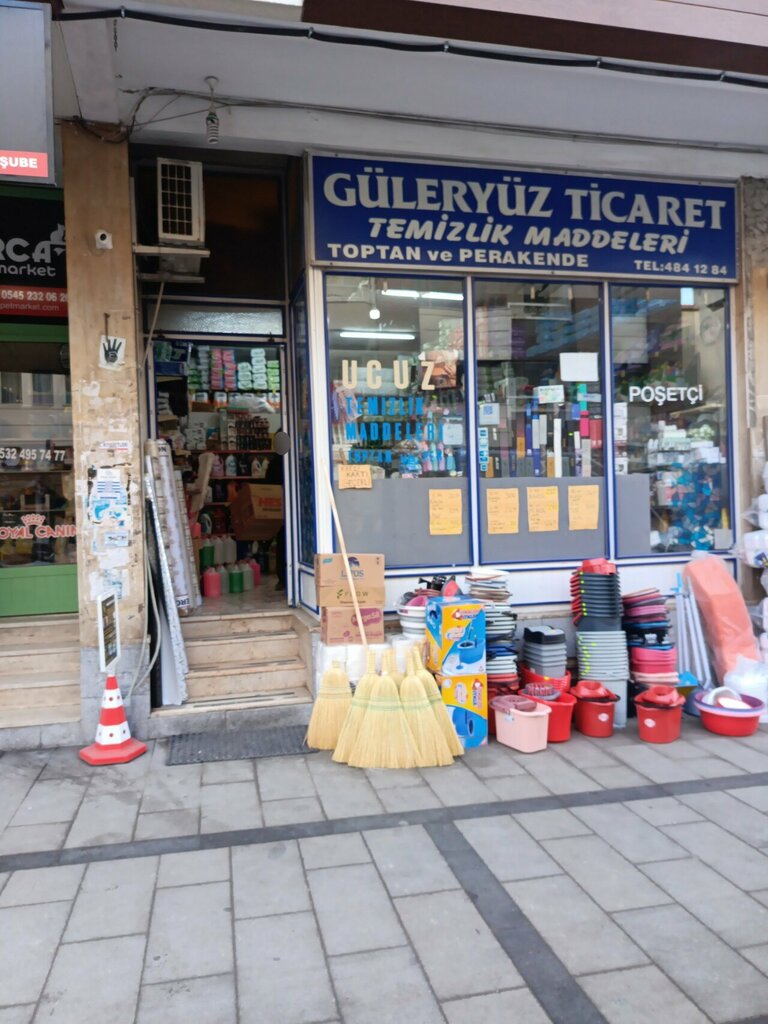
(611, 285, 730, 555)
(474, 280, 606, 563)
(325, 274, 470, 567)
(0, 341, 76, 569)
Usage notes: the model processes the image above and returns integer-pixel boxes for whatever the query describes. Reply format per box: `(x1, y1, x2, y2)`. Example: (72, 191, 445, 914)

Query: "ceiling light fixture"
(340, 330, 416, 340)
(205, 76, 220, 145)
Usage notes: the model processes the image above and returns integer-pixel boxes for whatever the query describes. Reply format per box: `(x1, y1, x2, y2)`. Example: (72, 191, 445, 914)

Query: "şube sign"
(311, 155, 737, 281)
(0, 189, 67, 317)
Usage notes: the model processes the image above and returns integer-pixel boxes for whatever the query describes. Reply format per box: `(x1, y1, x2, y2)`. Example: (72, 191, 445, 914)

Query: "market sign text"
(311, 156, 737, 281)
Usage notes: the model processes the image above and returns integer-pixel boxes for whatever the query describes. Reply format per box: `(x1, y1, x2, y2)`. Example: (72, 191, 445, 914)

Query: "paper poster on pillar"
(89, 567, 129, 601)
(99, 335, 127, 370)
(86, 466, 132, 529)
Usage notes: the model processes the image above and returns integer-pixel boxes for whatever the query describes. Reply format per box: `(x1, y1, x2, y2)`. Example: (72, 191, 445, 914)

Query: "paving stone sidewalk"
(1, 720, 768, 1022)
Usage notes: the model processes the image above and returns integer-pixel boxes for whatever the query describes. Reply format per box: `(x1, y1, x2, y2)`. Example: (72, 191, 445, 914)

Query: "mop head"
(307, 661, 352, 751)
(332, 653, 377, 764)
(400, 672, 454, 767)
(348, 673, 419, 769)
(413, 647, 464, 757)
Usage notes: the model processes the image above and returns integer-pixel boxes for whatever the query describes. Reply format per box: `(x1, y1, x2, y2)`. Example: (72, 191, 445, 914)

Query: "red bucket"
(531, 692, 576, 742)
(521, 666, 571, 693)
(634, 701, 682, 743)
(574, 698, 615, 738)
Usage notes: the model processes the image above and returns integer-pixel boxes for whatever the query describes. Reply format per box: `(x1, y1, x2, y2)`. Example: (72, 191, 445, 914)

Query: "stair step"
(0, 614, 79, 646)
(0, 703, 81, 729)
(184, 659, 308, 701)
(157, 687, 314, 714)
(181, 611, 296, 640)
(0, 673, 81, 710)
(185, 631, 299, 669)
(0, 644, 80, 675)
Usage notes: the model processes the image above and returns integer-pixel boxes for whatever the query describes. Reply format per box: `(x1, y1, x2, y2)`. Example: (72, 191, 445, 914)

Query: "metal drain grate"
(167, 725, 315, 765)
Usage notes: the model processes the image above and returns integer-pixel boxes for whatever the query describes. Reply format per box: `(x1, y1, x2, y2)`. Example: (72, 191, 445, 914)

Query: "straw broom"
(413, 646, 464, 756)
(333, 651, 377, 764)
(348, 667, 419, 769)
(400, 651, 453, 767)
(382, 649, 404, 691)
(306, 661, 351, 750)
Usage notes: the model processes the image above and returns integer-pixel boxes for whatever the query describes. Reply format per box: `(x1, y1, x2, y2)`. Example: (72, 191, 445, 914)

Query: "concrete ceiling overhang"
(52, 1, 768, 178)
(302, 0, 768, 77)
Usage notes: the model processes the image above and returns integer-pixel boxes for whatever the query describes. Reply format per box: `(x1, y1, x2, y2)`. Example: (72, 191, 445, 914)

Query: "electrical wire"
(56, 5, 768, 93)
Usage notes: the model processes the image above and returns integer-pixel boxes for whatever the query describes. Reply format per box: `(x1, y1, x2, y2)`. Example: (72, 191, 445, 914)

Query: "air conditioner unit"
(157, 158, 205, 244)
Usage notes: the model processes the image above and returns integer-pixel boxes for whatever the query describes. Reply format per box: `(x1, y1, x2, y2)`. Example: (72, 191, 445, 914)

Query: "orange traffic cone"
(79, 675, 147, 766)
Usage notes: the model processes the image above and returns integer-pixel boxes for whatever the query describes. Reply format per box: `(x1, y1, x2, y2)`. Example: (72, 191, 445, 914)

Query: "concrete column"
(61, 123, 149, 739)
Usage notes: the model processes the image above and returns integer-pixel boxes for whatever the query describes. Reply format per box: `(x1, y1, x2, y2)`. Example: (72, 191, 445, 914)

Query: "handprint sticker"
(99, 334, 126, 370)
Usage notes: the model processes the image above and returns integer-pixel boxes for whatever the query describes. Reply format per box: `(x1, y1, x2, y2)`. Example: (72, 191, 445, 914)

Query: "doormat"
(166, 725, 316, 765)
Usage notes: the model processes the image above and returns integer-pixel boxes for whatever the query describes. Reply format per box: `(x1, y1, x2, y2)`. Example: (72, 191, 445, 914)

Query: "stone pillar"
(61, 123, 149, 739)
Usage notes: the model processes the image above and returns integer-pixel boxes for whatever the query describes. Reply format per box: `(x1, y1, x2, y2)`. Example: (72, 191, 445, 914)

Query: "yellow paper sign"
(487, 488, 520, 535)
(568, 484, 600, 531)
(429, 489, 462, 536)
(338, 463, 373, 490)
(527, 486, 559, 533)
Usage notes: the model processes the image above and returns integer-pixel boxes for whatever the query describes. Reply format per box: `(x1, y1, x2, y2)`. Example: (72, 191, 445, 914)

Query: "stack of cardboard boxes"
(426, 598, 488, 748)
(315, 554, 386, 645)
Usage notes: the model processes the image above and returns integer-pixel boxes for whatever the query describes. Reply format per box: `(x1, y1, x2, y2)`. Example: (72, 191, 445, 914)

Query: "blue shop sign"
(311, 155, 737, 281)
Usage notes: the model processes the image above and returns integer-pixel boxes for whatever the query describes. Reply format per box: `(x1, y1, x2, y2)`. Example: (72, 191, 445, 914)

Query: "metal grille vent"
(156, 158, 204, 245)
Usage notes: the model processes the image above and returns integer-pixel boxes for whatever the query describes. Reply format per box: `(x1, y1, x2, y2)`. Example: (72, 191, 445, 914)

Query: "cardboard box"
(314, 554, 385, 607)
(230, 484, 283, 541)
(436, 672, 488, 748)
(321, 606, 385, 645)
(426, 598, 486, 676)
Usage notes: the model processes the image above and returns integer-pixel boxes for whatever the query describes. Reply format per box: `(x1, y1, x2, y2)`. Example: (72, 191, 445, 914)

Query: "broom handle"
(320, 459, 368, 650)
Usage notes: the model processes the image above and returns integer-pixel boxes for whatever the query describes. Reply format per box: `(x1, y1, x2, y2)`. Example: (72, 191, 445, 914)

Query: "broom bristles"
(333, 652, 378, 764)
(382, 649, 404, 691)
(400, 673, 454, 767)
(307, 661, 352, 750)
(413, 647, 464, 756)
(348, 673, 419, 769)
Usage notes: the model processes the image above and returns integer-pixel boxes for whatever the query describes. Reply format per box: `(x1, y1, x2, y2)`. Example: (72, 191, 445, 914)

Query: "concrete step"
(184, 631, 299, 669)
(181, 610, 296, 640)
(184, 659, 308, 701)
(0, 644, 80, 675)
(0, 614, 79, 647)
(0, 673, 81, 710)
(178, 687, 313, 712)
(0, 703, 81, 729)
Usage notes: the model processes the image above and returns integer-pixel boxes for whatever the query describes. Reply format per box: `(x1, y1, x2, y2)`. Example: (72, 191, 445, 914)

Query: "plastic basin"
(694, 691, 764, 737)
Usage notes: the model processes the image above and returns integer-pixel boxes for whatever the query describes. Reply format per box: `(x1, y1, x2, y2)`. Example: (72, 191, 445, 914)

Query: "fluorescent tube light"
(381, 289, 420, 299)
(421, 291, 463, 301)
(340, 330, 416, 340)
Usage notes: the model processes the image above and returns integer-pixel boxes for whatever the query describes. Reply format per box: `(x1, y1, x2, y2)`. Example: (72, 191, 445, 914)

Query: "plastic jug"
(228, 563, 243, 594)
(248, 557, 262, 586)
(239, 560, 254, 591)
(202, 566, 222, 598)
(224, 535, 237, 563)
(225, 454, 238, 476)
(199, 538, 214, 570)
(212, 536, 225, 563)
(216, 564, 230, 594)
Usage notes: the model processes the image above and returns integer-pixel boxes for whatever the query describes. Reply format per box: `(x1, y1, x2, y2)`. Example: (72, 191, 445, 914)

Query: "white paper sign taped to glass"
(311, 155, 737, 281)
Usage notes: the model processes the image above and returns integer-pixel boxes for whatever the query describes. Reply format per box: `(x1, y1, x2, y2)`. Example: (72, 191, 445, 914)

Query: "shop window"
(474, 280, 606, 563)
(0, 342, 76, 569)
(326, 274, 470, 567)
(612, 285, 730, 555)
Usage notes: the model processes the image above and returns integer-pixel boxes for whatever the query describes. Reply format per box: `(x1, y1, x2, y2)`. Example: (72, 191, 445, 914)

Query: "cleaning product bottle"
(248, 556, 262, 586)
(199, 538, 214, 571)
(228, 562, 243, 594)
(216, 564, 230, 594)
(212, 535, 225, 564)
(202, 566, 222, 598)
(224, 535, 237, 563)
(225, 454, 238, 477)
(239, 560, 254, 591)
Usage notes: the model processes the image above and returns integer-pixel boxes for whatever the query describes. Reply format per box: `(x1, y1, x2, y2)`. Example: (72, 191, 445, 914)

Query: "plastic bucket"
(634, 702, 682, 743)
(494, 703, 551, 753)
(531, 692, 576, 743)
(521, 666, 571, 692)
(574, 698, 615, 738)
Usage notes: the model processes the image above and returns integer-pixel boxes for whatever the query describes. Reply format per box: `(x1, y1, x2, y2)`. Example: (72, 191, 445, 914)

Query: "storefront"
(0, 185, 76, 617)
(297, 154, 738, 612)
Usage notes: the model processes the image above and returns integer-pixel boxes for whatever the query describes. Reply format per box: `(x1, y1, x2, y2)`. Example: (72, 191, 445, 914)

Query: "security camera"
(95, 230, 113, 250)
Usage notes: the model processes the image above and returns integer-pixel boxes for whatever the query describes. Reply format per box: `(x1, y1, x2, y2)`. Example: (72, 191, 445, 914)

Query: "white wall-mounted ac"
(157, 158, 205, 245)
